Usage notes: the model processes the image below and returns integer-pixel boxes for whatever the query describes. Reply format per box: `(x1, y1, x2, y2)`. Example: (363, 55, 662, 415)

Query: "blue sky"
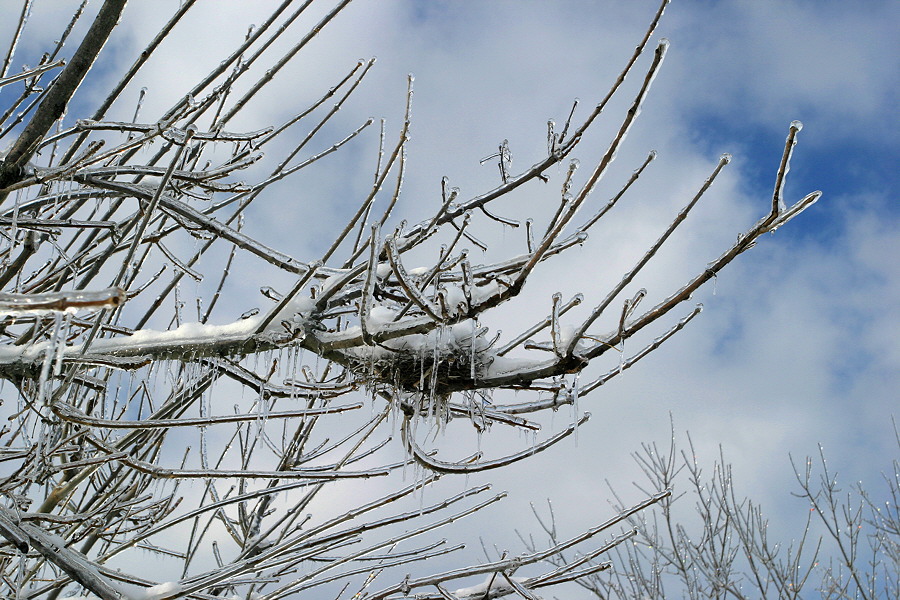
(2, 0, 897, 596)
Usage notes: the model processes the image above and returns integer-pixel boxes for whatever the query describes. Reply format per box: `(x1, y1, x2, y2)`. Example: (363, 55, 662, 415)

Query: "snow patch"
(452, 575, 529, 599)
(137, 581, 183, 600)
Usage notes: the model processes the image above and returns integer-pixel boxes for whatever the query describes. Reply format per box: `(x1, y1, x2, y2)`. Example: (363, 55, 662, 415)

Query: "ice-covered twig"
(360, 225, 381, 344)
(771, 120, 803, 216)
(0, 287, 125, 316)
(52, 401, 362, 429)
(387, 235, 442, 322)
(69, 118, 271, 140)
(0, 0, 36, 80)
(764, 190, 822, 233)
(403, 413, 590, 474)
(576, 149, 656, 234)
(0, 216, 117, 231)
(0, 59, 65, 89)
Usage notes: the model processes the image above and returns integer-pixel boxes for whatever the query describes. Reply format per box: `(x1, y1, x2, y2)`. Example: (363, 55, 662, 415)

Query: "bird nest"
(353, 343, 486, 399)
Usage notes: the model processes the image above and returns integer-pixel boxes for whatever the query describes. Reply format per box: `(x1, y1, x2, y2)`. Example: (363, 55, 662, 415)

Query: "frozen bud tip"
(790, 120, 803, 131)
(720, 153, 732, 163)
(657, 38, 670, 49)
(648, 149, 658, 160)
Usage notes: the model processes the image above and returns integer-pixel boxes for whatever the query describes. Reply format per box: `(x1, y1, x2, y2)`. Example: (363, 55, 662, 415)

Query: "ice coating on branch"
(791, 119, 803, 131)
(0, 313, 276, 369)
(0, 287, 126, 317)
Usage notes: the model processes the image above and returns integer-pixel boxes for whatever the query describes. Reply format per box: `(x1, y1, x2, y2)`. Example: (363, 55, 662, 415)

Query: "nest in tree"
(350, 341, 488, 400)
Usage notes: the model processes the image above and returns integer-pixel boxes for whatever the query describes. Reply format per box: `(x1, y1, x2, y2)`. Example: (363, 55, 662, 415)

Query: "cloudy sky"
(3, 0, 897, 596)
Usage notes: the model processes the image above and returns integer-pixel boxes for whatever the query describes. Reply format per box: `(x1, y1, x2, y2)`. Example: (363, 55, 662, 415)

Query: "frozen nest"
(345, 323, 495, 399)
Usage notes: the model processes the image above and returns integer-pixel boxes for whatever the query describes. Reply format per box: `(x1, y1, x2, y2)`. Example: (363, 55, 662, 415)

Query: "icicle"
(15, 544, 25, 592)
(289, 346, 301, 402)
(418, 472, 427, 515)
(418, 344, 427, 418)
(37, 313, 65, 405)
(476, 415, 483, 457)
(428, 327, 443, 427)
(199, 388, 209, 470)
(174, 282, 183, 327)
(51, 312, 70, 378)
(571, 373, 581, 446)
(11, 189, 22, 247)
(470, 319, 478, 382)
(547, 119, 556, 154)
(131, 87, 148, 135)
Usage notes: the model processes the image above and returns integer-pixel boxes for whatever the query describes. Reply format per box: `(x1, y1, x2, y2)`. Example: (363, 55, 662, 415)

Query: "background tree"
(0, 0, 891, 598)
(527, 422, 899, 599)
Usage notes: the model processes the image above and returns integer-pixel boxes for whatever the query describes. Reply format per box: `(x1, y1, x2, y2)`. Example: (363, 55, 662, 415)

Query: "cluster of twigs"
(528, 424, 900, 599)
(0, 1, 821, 598)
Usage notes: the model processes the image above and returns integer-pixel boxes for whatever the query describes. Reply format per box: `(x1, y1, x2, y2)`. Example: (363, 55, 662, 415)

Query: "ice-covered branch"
(366, 490, 671, 599)
(0, 506, 130, 600)
(0, 286, 125, 316)
(403, 413, 590, 475)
